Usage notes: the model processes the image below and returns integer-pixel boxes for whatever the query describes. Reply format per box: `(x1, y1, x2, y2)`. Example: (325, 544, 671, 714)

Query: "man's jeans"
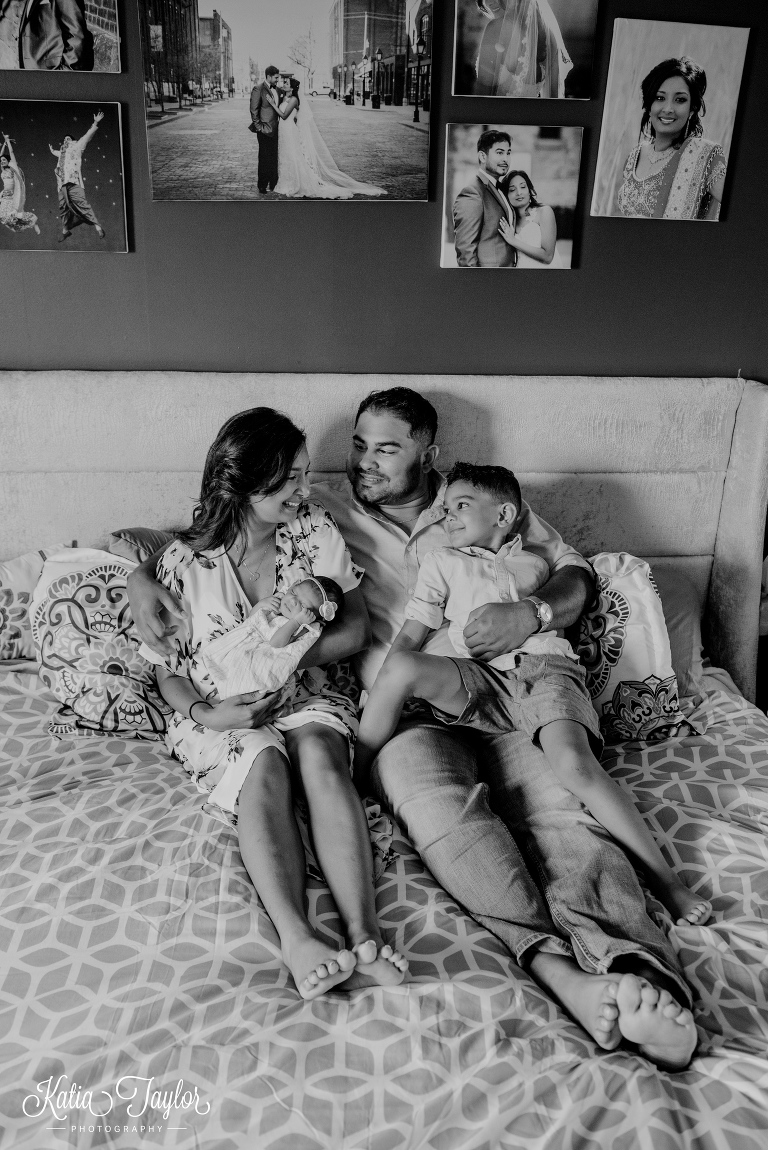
(371, 719, 691, 1005)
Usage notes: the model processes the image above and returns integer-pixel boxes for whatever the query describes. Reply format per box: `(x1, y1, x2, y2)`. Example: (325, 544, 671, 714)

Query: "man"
(128, 387, 697, 1070)
(0, 0, 93, 70)
(453, 129, 516, 268)
(250, 66, 283, 195)
(49, 110, 106, 243)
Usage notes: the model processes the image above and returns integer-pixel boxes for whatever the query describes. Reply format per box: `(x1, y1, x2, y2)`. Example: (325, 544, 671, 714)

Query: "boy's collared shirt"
(313, 474, 590, 689)
(403, 537, 577, 672)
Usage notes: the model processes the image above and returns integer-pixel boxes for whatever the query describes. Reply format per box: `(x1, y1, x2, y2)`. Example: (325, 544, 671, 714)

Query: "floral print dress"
(141, 502, 364, 819)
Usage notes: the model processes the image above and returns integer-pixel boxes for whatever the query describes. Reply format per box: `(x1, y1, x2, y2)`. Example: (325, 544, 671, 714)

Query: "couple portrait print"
(441, 123, 582, 269)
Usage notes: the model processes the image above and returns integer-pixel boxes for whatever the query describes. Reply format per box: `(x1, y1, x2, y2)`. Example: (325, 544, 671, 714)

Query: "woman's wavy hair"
(640, 57, 707, 142)
(503, 169, 541, 208)
(177, 407, 306, 554)
(290, 77, 301, 107)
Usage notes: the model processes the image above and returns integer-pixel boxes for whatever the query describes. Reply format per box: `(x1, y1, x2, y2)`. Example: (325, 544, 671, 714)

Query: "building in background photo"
(139, 0, 430, 200)
(453, 0, 598, 99)
(441, 123, 583, 268)
(591, 18, 749, 221)
(0, 0, 120, 71)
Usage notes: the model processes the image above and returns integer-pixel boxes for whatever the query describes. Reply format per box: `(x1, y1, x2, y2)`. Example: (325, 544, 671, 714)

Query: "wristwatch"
(523, 596, 554, 633)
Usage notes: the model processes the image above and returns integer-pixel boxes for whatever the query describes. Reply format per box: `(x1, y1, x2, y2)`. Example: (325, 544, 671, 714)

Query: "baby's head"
(280, 576, 344, 624)
(443, 462, 522, 551)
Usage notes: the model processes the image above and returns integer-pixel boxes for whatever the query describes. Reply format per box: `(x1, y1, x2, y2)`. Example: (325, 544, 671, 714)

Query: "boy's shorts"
(431, 653, 603, 752)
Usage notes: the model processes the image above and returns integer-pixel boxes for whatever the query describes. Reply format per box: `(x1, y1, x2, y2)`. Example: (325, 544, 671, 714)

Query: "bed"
(1, 372, 768, 1150)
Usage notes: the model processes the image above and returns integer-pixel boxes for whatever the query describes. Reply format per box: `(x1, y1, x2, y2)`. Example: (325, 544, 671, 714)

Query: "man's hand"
(128, 571, 186, 657)
(202, 691, 283, 732)
(93, 111, 104, 125)
(463, 600, 538, 662)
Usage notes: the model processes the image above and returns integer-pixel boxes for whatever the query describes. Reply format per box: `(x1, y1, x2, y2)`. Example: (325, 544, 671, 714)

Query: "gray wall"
(1, 0, 765, 380)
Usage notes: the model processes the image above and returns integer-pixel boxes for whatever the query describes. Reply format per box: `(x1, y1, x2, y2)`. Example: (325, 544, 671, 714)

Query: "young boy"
(354, 462, 710, 928)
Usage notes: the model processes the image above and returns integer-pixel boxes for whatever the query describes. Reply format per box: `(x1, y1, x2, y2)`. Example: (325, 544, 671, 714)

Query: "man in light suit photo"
(249, 65, 284, 195)
(452, 129, 517, 268)
(0, 0, 93, 69)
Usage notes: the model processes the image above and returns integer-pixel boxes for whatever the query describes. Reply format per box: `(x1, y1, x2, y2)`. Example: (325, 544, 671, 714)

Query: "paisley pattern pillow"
(30, 550, 171, 739)
(0, 546, 68, 660)
(577, 552, 691, 746)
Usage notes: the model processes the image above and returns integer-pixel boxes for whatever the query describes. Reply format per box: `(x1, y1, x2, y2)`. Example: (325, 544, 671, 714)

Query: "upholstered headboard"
(2, 373, 767, 701)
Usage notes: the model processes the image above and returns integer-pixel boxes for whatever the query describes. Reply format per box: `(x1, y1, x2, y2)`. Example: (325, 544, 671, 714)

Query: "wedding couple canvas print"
(139, 0, 430, 201)
(441, 124, 583, 269)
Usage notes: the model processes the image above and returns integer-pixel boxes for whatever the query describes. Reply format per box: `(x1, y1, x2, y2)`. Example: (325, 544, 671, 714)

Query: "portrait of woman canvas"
(591, 19, 749, 222)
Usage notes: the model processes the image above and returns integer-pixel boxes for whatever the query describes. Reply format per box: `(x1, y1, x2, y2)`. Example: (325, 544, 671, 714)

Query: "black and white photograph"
(139, 0, 432, 200)
(453, 0, 598, 99)
(0, 100, 127, 251)
(441, 123, 582, 268)
(591, 18, 749, 221)
(0, 0, 120, 71)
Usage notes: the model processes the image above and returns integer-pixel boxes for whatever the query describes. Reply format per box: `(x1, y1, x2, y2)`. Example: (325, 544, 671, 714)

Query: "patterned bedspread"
(1, 667, 767, 1149)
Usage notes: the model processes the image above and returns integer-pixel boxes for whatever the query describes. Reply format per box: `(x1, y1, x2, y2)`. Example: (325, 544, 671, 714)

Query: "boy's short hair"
(446, 462, 522, 516)
(355, 387, 438, 445)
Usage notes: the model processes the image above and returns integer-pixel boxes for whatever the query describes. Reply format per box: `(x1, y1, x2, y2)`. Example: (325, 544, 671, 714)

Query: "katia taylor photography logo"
(23, 1075, 211, 1127)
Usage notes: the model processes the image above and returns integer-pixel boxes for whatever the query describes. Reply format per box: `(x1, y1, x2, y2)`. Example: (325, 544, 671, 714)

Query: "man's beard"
(347, 458, 425, 507)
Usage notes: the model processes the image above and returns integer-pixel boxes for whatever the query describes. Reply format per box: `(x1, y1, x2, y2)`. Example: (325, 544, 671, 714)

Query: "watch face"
(540, 602, 554, 625)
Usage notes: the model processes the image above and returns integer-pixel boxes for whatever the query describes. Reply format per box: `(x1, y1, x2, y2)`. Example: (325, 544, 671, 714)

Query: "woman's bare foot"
(528, 953, 622, 1050)
(658, 879, 712, 926)
(344, 938, 408, 989)
(282, 936, 356, 1001)
(615, 974, 697, 1069)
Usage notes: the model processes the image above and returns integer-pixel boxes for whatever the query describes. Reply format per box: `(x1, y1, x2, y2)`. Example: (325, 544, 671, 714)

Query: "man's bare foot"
(528, 953, 622, 1050)
(344, 939, 408, 989)
(615, 974, 697, 1069)
(658, 880, 712, 926)
(282, 937, 356, 1001)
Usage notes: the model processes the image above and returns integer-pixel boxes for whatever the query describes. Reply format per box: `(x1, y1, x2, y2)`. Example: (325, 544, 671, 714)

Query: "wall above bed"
(0, 0, 766, 379)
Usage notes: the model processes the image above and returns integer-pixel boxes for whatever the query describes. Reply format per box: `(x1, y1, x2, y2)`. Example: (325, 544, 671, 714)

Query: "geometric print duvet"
(0, 665, 767, 1150)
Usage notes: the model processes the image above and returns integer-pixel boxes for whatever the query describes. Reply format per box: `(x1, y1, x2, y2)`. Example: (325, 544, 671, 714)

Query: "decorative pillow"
(108, 527, 175, 565)
(651, 567, 706, 699)
(30, 549, 171, 739)
(0, 546, 68, 660)
(576, 552, 692, 746)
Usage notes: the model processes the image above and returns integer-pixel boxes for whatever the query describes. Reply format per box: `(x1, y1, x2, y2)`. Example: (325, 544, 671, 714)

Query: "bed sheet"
(0, 667, 767, 1150)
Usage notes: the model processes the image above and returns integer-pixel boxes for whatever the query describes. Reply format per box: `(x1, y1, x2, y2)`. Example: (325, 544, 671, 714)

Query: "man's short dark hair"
(355, 387, 438, 445)
(477, 129, 511, 156)
(265, 65, 280, 77)
(446, 462, 521, 515)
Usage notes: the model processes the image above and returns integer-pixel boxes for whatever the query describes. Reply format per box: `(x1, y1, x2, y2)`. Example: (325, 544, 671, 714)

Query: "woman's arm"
(126, 543, 187, 655)
(499, 205, 557, 264)
(295, 586, 370, 668)
(276, 96, 299, 120)
(156, 666, 283, 731)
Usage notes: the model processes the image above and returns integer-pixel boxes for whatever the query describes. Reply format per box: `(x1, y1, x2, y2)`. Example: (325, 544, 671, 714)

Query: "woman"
(141, 408, 407, 1000)
(0, 137, 40, 235)
(475, 0, 572, 98)
(270, 79, 385, 199)
(616, 57, 726, 221)
(498, 170, 562, 267)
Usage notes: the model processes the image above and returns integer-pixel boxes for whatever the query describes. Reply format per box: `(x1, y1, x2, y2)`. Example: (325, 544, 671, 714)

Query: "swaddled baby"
(201, 575, 343, 699)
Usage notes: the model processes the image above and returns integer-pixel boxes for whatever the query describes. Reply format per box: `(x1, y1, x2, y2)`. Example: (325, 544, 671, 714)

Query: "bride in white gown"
(498, 169, 562, 268)
(270, 80, 385, 199)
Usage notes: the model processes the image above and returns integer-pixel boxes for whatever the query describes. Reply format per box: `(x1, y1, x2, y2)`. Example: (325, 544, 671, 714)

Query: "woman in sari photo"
(616, 57, 727, 221)
(474, 0, 572, 98)
(0, 136, 40, 235)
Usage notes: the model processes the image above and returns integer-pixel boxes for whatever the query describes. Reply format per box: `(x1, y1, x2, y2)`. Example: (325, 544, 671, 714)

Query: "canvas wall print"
(453, 0, 599, 99)
(441, 123, 582, 268)
(0, 0, 120, 71)
(591, 19, 749, 222)
(0, 101, 127, 251)
(139, 0, 432, 200)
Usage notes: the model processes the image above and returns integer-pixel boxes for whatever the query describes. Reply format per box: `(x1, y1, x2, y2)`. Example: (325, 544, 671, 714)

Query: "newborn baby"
(201, 575, 343, 699)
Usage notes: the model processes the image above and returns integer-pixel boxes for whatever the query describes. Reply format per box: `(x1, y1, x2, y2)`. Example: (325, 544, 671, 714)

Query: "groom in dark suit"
(453, 129, 517, 268)
(250, 65, 283, 194)
(0, 0, 93, 69)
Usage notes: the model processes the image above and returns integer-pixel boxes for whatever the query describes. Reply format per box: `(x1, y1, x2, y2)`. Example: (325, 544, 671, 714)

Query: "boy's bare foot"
(615, 974, 697, 1069)
(344, 939, 408, 988)
(528, 953, 622, 1049)
(659, 880, 711, 926)
(282, 937, 356, 1001)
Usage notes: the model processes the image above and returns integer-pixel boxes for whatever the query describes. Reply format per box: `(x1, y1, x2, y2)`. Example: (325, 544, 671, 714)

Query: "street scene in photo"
(441, 123, 583, 269)
(139, 0, 432, 200)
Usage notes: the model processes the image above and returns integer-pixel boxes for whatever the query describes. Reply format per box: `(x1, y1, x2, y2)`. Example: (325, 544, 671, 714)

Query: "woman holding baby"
(137, 407, 407, 999)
